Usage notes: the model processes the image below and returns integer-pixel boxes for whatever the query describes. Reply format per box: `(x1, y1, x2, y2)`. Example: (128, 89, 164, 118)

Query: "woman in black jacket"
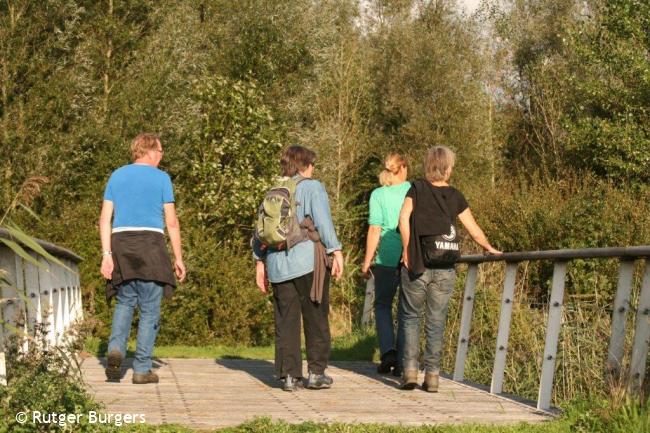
(398, 146, 500, 392)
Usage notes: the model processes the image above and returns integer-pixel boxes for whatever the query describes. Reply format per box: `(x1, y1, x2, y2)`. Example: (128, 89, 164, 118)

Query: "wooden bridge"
(0, 230, 648, 429)
(80, 357, 555, 429)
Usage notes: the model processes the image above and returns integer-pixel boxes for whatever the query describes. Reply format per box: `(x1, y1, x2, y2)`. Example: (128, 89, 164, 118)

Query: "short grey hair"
(424, 146, 455, 182)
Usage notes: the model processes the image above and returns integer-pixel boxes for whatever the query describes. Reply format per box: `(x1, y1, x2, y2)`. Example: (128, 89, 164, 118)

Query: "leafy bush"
(0, 335, 110, 433)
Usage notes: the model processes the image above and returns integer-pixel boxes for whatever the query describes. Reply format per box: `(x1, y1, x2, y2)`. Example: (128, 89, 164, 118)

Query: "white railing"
(0, 230, 82, 385)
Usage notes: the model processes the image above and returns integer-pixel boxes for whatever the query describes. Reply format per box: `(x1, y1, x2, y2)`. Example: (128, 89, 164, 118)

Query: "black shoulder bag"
(420, 186, 461, 268)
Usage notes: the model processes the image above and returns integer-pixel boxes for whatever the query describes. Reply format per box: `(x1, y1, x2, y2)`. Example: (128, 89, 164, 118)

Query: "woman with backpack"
(398, 146, 500, 392)
(253, 145, 344, 392)
(361, 153, 410, 376)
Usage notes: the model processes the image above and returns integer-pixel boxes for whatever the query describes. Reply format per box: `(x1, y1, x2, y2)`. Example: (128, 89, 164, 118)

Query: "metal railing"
(453, 246, 650, 411)
(0, 229, 83, 385)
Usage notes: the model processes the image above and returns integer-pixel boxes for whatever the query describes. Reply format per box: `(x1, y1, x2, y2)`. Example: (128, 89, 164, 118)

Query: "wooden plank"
(606, 259, 635, 379)
(80, 357, 554, 429)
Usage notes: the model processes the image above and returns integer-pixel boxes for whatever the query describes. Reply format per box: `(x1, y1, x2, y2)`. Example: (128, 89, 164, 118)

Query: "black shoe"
(132, 370, 159, 384)
(306, 372, 333, 389)
(281, 374, 302, 392)
(105, 350, 122, 382)
(377, 349, 397, 374)
(392, 365, 403, 377)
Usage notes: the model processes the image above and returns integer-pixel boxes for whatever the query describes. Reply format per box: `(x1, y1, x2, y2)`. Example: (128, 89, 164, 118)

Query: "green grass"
(110, 399, 650, 433)
(116, 417, 571, 433)
(85, 328, 378, 361)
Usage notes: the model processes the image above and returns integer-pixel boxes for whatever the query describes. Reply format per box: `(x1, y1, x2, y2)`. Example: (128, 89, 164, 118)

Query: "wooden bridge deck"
(81, 357, 555, 431)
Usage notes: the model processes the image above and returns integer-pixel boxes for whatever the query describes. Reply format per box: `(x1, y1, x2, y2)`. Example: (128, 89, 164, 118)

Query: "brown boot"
(422, 372, 439, 392)
(132, 370, 159, 384)
(401, 369, 418, 390)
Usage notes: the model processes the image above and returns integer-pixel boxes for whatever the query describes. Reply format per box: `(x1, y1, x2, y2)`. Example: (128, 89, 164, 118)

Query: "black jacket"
(106, 231, 176, 300)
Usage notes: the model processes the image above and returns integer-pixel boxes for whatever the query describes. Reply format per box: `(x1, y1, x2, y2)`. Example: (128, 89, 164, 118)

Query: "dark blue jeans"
(400, 267, 456, 373)
(107, 280, 163, 374)
(373, 265, 404, 366)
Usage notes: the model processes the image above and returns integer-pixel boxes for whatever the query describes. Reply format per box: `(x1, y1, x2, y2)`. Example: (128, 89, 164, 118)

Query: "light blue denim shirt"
(253, 177, 342, 283)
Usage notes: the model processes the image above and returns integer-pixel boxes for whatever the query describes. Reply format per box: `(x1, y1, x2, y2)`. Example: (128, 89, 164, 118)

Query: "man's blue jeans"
(400, 267, 456, 373)
(107, 280, 163, 374)
(373, 265, 404, 366)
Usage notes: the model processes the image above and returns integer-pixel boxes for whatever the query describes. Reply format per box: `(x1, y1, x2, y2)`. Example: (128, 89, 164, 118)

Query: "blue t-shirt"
(103, 164, 174, 232)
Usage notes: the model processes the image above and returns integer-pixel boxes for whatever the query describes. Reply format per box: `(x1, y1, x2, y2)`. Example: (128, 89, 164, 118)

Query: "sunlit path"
(81, 357, 554, 430)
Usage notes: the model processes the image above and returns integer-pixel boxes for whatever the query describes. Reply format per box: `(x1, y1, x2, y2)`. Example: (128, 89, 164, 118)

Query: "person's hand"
(401, 250, 409, 270)
(485, 246, 502, 255)
(361, 261, 372, 279)
(256, 260, 269, 294)
(175, 259, 187, 282)
(101, 255, 114, 280)
(331, 250, 344, 281)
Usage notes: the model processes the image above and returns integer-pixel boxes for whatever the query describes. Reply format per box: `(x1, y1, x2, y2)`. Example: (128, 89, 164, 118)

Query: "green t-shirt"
(368, 181, 411, 267)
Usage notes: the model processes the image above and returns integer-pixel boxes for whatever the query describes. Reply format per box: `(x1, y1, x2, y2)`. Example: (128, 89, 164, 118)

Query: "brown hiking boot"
(400, 369, 418, 390)
(105, 350, 122, 382)
(132, 370, 159, 384)
(422, 372, 439, 392)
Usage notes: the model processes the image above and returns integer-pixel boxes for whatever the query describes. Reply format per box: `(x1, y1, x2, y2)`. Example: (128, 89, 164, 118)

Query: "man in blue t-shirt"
(99, 133, 186, 384)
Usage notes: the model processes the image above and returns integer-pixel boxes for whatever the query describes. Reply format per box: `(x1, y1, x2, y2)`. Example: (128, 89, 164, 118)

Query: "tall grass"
(440, 259, 647, 405)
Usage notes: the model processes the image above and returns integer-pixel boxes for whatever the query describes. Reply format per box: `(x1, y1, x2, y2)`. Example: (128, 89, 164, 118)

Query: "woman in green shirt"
(362, 153, 410, 376)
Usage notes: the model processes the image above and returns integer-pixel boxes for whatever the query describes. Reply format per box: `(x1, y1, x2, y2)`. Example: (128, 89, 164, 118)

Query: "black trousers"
(272, 271, 331, 378)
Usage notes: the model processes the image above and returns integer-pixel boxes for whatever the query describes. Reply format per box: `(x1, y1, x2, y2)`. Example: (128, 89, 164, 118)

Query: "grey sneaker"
(281, 374, 302, 392)
(306, 372, 333, 390)
(105, 350, 122, 382)
(132, 370, 159, 384)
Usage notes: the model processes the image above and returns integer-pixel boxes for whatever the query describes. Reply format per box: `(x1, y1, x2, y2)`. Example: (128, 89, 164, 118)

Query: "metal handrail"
(459, 246, 650, 264)
(452, 245, 650, 412)
(0, 228, 83, 263)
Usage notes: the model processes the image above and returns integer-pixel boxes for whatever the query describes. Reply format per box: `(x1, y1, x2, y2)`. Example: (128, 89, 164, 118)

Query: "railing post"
(64, 262, 75, 324)
(23, 255, 42, 342)
(537, 261, 567, 411)
(75, 267, 83, 320)
(12, 254, 28, 353)
(490, 262, 518, 394)
(454, 263, 479, 382)
(628, 260, 650, 395)
(361, 275, 375, 327)
(606, 259, 635, 380)
(38, 258, 57, 346)
(53, 265, 65, 344)
(60, 265, 69, 341)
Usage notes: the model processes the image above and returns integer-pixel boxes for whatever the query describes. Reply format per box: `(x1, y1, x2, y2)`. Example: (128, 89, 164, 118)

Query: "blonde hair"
(379, 153, 407, 186)
(378, 170, 391, 186)
(131, 133, 161, 160)
(424, 146, 455, 182)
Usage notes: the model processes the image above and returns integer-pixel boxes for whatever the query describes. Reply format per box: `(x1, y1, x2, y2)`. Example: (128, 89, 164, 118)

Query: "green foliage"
(564, 397, 650, 433)
(0, 337, 109, 433)
(158, 233, 274, 346)
(494, 0, 649, 184)
(562, 0, 650, 184)
(187, 76, 284, 237)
